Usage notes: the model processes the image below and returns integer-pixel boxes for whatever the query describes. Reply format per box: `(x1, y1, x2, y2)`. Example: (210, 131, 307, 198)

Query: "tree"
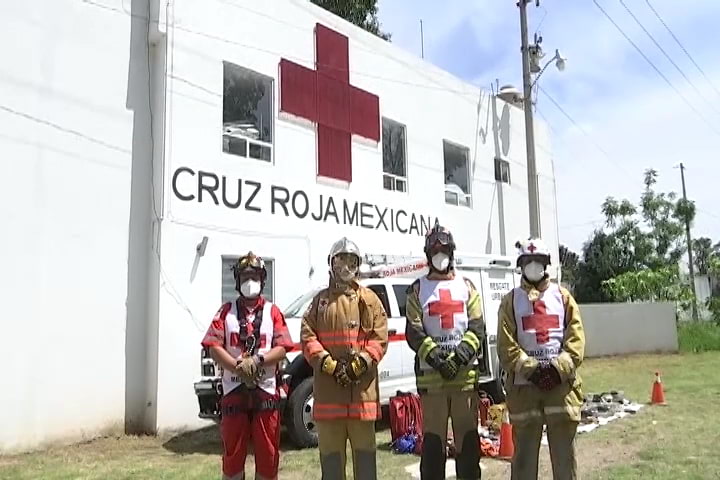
(573, 169, 695, 305)
(559, 244, 580, 292)
(693, 237, 714, 275)
(311, 0, 391, 40)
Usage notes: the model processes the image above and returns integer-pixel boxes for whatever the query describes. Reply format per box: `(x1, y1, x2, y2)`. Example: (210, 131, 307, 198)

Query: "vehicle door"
(478, 267, 515, 380)
(388, 281, 417, 381)
(365, 283, 403, 385)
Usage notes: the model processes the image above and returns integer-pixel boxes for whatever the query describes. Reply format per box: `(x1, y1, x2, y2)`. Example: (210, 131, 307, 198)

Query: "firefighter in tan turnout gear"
(498, 238, 586, 480)
(405, 221, 484, 480)
(300, 237, 388, 480)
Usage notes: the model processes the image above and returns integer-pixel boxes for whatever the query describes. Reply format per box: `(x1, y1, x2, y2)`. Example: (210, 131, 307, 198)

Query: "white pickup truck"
(194, 258, 516, 448)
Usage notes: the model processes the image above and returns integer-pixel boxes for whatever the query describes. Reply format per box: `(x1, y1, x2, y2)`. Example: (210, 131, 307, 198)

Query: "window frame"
(381, 117, 409, 193)
(221, 61, 275, 164)
(220, 255, 275, 304)
(494, 157, 511, 184)
(442, 139, 472, 208)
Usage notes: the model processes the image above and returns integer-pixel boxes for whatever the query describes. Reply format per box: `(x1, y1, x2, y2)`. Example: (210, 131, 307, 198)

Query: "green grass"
(1, 352, 719, 479)
(578, 352, 720, 480)
(678, 321, 720, 352)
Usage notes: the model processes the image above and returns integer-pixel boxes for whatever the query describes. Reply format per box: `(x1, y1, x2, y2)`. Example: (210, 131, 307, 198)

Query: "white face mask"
(240, 279, 262, 298)
(431, 252, 450, 271)
(523, 261, 546, 282)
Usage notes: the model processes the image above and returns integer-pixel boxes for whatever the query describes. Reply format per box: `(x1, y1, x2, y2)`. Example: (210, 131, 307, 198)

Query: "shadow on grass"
(162, 425, 310, 456)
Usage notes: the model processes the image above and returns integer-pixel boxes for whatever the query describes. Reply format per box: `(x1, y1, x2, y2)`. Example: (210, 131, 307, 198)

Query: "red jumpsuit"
(202, 296, 294, 480)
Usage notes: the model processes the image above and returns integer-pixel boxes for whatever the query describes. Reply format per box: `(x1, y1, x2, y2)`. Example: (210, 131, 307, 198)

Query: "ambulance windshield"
(283, 287, 324, 318)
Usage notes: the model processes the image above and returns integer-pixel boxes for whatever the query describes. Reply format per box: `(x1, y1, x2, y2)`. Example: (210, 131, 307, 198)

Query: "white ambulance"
(193, 254, 520, 448)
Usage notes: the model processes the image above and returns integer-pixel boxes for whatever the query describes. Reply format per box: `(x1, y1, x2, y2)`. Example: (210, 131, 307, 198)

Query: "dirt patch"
(479, 412, 644, 479)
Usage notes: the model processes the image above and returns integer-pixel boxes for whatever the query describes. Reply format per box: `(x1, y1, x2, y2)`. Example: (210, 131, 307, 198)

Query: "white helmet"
(515, 237, 551, 267)
(327, 237, 361, 266)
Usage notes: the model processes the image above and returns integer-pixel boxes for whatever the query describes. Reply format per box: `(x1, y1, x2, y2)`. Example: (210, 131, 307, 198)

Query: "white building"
(0, 0, 558, 452)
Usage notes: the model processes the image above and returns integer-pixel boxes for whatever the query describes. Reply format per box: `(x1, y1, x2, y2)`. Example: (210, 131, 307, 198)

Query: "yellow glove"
(321, 354, 351, 387)
(347, 355, 368, 382)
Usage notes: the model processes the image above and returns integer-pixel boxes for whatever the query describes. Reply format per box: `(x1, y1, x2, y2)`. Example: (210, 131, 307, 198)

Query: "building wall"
(580, 303, 679, 358)
(0, 0, 151, 452)
(153, 0, 559, 430)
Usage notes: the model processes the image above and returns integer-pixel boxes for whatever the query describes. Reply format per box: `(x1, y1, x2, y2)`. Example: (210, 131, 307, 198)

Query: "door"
(478, 267, 515, 380)
(365, 283, 404, 388)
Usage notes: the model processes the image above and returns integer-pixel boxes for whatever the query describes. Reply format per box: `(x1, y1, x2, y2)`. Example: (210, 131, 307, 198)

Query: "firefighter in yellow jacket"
(498, 237, 585, 480)
(301, 237, 388, 480)
(405, 222, 484, 479)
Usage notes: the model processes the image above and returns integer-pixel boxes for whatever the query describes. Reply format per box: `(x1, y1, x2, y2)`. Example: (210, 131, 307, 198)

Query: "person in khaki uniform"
(301, 237, 388, 480)
(498, 237, 585, 480)
(405, 222, 484, 479)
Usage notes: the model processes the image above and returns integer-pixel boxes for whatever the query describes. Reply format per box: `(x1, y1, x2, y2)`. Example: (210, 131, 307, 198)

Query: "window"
(382, 118, 408, 192)
(494, 157, 511, 184)
(367, 285, 392, 316)
(392, 284, 408, 318)
(221, 255, 274, 303)
(443, 140, 472, 207)
(222, 61, 273, 162)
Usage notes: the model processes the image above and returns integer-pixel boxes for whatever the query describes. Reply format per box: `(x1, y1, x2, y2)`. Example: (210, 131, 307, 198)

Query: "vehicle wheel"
(285, 377, 318, 448)
(481, 367, 507, 403)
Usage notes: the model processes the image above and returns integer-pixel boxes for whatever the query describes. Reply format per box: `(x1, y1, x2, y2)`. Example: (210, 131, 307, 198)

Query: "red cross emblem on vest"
(278, 24, 380, 183)
(428, 289, 465, 329)
(521, 300, 560, 344)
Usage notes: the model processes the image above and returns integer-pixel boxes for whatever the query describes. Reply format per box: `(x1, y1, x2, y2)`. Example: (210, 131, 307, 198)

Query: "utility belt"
(222, 385, 279, 416)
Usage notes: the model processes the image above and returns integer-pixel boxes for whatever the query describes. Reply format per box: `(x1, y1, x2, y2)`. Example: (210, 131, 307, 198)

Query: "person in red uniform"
(201, 252, 294, 480)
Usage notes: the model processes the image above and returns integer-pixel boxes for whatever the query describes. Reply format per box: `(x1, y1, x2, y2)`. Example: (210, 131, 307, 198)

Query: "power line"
(617, 0, 720, 117)
(643, 0, 720, 101)
(591, 0, 720, 138)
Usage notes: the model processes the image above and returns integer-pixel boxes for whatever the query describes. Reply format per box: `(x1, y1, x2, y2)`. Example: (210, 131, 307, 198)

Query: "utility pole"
(420, 19, 425, 59)
(679, 162, 699, 321)
(519, 0, 541, 238)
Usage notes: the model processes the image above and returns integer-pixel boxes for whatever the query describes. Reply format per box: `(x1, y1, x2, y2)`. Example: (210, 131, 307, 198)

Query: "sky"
(378, 0, 720, 253)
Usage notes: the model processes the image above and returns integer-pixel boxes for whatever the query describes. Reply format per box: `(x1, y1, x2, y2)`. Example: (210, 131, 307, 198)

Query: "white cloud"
(380, 0, 720, 252)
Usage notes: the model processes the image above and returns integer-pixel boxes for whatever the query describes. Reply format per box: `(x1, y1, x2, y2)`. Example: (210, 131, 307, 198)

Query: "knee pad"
(420, 433, 446, 480)
(352, 449, 377, 480)
(455, 430, 481, 479)
(320, 452, 343, 480)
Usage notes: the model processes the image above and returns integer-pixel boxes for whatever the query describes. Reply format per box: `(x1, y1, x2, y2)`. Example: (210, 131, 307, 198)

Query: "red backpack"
(388, 391, 424, 454)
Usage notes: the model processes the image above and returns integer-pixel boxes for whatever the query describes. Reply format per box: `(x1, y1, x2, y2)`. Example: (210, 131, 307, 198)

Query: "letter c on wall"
(172, 167, 196, 201)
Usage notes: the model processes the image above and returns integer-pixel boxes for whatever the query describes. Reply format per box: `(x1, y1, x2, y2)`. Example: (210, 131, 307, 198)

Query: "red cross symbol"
(279, 24, 380, 183)
(527, 243, 537, 253)
(522, 300, 560, 344)
(428, 289, 465, 329)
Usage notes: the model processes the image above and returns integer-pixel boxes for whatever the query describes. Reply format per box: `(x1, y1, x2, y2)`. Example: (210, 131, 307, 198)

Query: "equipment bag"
(389, 391, 424, 454)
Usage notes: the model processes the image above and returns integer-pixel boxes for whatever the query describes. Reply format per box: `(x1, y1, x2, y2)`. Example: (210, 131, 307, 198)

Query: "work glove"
(320, 354, 352, 387)
(235, 355, 260, 381)
(439, 352, 460, 380)
(424, 347, 449, 371)
(528, 362, 562, 391)
(452, 340, 477, 367)
(346, 354, 369, 383)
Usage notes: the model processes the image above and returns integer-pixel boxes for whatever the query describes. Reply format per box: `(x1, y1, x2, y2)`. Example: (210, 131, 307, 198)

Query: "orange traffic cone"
(498, 408, 514, 460)
(651, 371, 667, 405)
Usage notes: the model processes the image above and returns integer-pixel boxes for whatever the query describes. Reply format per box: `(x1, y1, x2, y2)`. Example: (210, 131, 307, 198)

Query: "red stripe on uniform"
(295, 333, 406, 351)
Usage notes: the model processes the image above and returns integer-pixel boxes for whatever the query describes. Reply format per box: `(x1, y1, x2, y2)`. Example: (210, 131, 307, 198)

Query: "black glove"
(425, 347, 449, 371)
(452, 340, 477, 367)
(439, 353, 460, 380)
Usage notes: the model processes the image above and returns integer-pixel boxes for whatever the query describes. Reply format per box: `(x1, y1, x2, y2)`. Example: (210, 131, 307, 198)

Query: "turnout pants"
(317, 419, 377, 480)
(220, 388, 281, 480)
(420, 391, 481, 480)
(507, 383, 580, 480)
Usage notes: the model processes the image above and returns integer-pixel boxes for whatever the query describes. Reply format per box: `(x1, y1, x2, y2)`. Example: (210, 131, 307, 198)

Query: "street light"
(531, 49, 567, 89)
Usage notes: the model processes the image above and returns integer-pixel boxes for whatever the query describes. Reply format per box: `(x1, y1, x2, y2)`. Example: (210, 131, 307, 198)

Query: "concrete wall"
(580, 302, 679, 358)
(0, 0, 147, 452)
